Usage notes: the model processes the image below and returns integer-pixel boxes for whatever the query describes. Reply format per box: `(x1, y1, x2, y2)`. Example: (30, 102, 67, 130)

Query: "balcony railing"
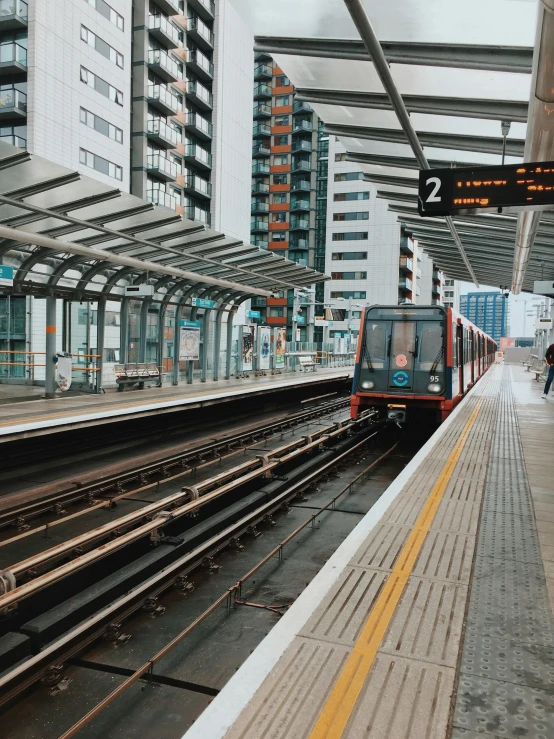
(292, 100, 312, 114)
(251, 201, 269, 213)
(187, 16, 214, 48)
(187, 0, 215, 20)
(398, 277, 413, 291)
(400, 236, 414, 255)
(253, 103, 271, 118)
(147, 48, 179, 81)
(147, 84, 179, 115)
(186, 204, 211, 224)
(253, 122, 271, 137)
(147, 153, 178, 180)
(290, 199, 310, 211)
(0, 0, 28, 26)
(186, 79, 213, 109)
(399, 256, 413, 272)
(147, 189, 177, 209)
(433, 270, 441, 281)
(252, 239, 268, 248)
(0, 87, 26, 116)
(147, 119, 179, 147)
(253, 83, 272, 99)
(185, 174, 212, 198)
(252, 182, 269, 194)
(252, 142, 270, 157)
(185, 111, 212, 139)
(252, 162, 270, 175)
(188, 48, 214, 80)
(292, 120, 312, 133)
(289, 238, 308, 249)
(254, 64, 272, 80)
(185, 143, 212, 168)
(292, 158, 311, 171)
(148, 14, 181, 46)
(290, 217, 310, 230)
(292, 140, 312, 153)
(0, 41, 27, 68)
(251, 219, 269, 232)
(291, 179, 311, 191)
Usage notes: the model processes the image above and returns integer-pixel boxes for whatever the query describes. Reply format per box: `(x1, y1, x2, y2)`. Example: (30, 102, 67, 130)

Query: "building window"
(273, 134, 288, 146)
(274, 115, 290, 126)
(273, 154, 288, 166)
(79, 147, 122, 180)
(274, 75, 290, 87)
(80, 66, 123, 105)
(272, 193, 287, 204)
(331, 272, 367, 280)
(330, 291, 366, 299)
(81, 26, 124, 68)
(269, 308, 284, 317)
(334, 172, 363, 182)
(273, 174, 288, 185)
(334, 191, 369, 201)
(332, 252, 368, 260)
(332, 232, 368, 241)
(272, 212, 287, 223)
(271, 232, 287, 241)
(80, 107, 123, 143)
(333, 211, 369, 221)
(274, 95, 290, 107)
(335, 153, 347, 161)
(84, 0, 124, 30)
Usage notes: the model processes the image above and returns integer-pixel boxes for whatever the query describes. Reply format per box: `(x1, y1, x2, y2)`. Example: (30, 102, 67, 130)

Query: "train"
(351, 305, 497, 424)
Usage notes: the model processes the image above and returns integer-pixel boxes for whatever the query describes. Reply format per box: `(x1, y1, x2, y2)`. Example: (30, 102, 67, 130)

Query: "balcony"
(251, 201, 269, 214)
(252, 182, 269, 194)
(290, 179, 311, 192)
(252, 142, 270, 158)
(0, 87, 26, 119)
(291, 139, 312, 153)
(147, 84, 179, 116)
(290, 199, 310, 212)
(187, 0, 215, 21)
(186, 79, 213, 111)
(147, 49, 179, 82)
(147, 153, 178, 182)
(432, 284, 441, 296)
(186, 204, 211, 224)
(184, 173, 211, 199)
(253, 103, 271, 119)
(251, 219, 269, 233)
(185, 143, 212, 169)
(0, 132, 25, 148)
(187, 16, 214, 50)
(292, 100, 312, 114)
(148, 15, 181, 47)
(254, 64, 272, 80)
(253, 122, 271, 138)
(398, 277, 413, 291)
(184, 111, 212, 140)
(416, 267, 422, 278)
(253, 83, 272, 100)
(292, 120, 312, 134)
(0, 0, 27, 29)
(290, 217, 310, 230)
(292, 158, 311, 172)
(252, 239, 268, 248)
(187, 49, 214, 82)
(147, 189, 177, 209)
(400, 236, 414, 255)
(292, 257, 308, 267)
(0, 42, 27, 75)
(252, 162, 270, 176)
(289, 237, 308, 250)
(399, 256, 413, 273)
(398, 297, 413, 305)
(146, 119, 179, 148)
(153, 0, 180, 16)
(255, 51, 272, 62)
(416, 285, 421, 296)
(432, 270, 441, 282)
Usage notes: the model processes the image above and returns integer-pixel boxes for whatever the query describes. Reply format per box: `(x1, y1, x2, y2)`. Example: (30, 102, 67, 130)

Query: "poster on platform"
(179, 325, 200, 361)
(274, 327, 286, 369)
(55, 353, 72, 391)
(242, 325, 255, 371)
(258, 326, 271, 370)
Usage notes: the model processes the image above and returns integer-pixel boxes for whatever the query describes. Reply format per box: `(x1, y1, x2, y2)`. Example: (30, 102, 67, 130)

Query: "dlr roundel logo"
(392, 371, 409, 387)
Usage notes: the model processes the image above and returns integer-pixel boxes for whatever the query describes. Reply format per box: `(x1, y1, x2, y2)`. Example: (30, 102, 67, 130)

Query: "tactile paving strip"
(451, 368, 554, 738)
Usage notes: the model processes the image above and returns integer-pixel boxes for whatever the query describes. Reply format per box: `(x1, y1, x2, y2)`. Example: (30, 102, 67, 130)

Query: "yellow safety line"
(308, 376, 491, 739)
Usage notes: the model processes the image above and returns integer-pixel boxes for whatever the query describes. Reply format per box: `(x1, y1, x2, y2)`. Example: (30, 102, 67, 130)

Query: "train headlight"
(361, 380, 375, 390)
(428, 383, 442, 394)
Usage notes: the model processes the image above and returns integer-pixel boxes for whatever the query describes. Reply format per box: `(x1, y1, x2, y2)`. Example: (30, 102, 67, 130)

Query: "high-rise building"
(460, 291, 509, 342)
(443, 278, 461, 312)
(250, 52, 323, 340)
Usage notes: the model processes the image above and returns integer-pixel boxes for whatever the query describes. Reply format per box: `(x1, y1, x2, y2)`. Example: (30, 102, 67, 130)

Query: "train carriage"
(351, 305, 497, 424)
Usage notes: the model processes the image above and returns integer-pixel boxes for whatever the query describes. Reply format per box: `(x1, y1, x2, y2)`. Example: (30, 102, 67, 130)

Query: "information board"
(274, 327, 286, 369)
(241, 325, 255, 371)
(258, 326, 271, 370)
(179, 324, 200, 360)
(418, 160, 554, 217)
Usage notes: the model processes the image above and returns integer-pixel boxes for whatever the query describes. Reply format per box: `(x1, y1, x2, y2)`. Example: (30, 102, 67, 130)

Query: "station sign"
(191, 297, 215, 309)
(293, 315, 306, 324)
(0, 265, 14, 287)
(246, 309, 261, 319)
(535, 317, 553, 330)
(418, 160, 554, 217)
(124, 284, 154, 297)
(180, 319, 201, 328)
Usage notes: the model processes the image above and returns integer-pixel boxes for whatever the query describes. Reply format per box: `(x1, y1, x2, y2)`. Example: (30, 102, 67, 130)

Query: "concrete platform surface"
(182, 363, 554, 739)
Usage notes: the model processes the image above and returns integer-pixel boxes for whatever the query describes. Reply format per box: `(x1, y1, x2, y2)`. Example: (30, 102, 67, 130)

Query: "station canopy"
(0, 142, 327, 303)
(235, 0, 547, 291)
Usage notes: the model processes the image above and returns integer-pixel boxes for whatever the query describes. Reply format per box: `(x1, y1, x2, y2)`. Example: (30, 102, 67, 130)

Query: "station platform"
(184, 362, 554, 739)
(0, 367, 353, 442)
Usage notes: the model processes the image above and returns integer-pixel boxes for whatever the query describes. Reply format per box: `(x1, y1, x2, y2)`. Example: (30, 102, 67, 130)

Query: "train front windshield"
(358, 308, 446, 396)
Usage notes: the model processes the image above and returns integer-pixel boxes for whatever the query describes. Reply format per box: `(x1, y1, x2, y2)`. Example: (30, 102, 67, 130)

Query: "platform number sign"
(418, 170, 451, 216)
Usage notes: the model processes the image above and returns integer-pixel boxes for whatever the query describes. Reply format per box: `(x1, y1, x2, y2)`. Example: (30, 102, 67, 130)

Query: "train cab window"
(418, 323, 444, 371)
(365, 322, 388, 368)
(391, 321, 416, 370)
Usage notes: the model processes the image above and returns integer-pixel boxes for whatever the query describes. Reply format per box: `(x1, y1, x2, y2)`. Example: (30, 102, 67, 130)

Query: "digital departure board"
(418, 161, 554, 217)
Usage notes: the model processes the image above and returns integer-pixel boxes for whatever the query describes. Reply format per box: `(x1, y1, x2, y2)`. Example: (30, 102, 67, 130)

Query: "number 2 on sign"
(426, 177, 442, 202)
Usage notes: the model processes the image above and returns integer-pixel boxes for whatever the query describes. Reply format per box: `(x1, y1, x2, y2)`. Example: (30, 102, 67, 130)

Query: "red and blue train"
(351, 305, 497, 424)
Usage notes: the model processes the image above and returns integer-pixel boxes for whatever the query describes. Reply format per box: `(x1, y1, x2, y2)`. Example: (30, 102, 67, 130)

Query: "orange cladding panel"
(272, 105, 293, 115)
(269, 203, 289, 211)
(270, 164, 290, 173)
(273, 85, 294, 95)
(272, 145, 291, 154)
(270, 184, 290, 193)
(269, 222, 289, 231)
(271, 125, 292, 135)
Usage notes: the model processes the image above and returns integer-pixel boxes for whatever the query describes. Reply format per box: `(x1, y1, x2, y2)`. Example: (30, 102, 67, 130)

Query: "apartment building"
(442, 278, 461, 312)
(460, 291, 509, 343)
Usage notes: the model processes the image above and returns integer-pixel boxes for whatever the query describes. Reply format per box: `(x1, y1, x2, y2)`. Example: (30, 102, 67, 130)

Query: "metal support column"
(172, 302, 182, 386)
(139, 299, 150, 363)
(187, 306, 198, 384)
(213, 307, 224, 381)
(201, 309, 211, 382)
(44, 295, 57, 399)
(96, 297, 106, 393)
(225, 309, 236, 380)
(120, 298, 129, 365)
(157, 304, 167, 387)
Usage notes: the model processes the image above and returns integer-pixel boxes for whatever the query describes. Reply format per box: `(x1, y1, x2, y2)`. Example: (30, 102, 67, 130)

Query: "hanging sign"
(247, 310, 261, 319)
(258, 326, 271, 370)
(0, 265, 14, 287)
(242, 325, 255, 371)
(179, 323, 200, 360)
(274, 327, 286, 369)
(191, 297, 215, 309)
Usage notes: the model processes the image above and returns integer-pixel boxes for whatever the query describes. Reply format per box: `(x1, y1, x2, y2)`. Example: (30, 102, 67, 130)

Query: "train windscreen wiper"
(363, 345, 375, 373)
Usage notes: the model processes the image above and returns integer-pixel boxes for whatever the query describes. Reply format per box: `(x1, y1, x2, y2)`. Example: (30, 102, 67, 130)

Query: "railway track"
(0, 409, 390, 723)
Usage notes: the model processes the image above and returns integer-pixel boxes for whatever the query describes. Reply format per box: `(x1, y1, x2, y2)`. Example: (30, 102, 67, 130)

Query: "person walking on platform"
(541, 342, 554, 398)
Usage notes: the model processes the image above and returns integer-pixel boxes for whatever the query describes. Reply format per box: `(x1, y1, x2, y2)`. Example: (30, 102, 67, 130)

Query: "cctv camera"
(504, 292, 509, 299)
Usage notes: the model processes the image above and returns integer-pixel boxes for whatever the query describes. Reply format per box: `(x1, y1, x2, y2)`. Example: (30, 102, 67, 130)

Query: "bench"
(298, 355, 316, 372)
(529, 357, 547, 382)
(114, 362, 160, 391)
(522, 353, 537, 371)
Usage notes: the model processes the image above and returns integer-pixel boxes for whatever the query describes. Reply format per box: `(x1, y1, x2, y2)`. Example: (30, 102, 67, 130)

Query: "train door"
(456, 323, 464, 394)
(470, 330, 475, 385)
(388, 320, 416, 390)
